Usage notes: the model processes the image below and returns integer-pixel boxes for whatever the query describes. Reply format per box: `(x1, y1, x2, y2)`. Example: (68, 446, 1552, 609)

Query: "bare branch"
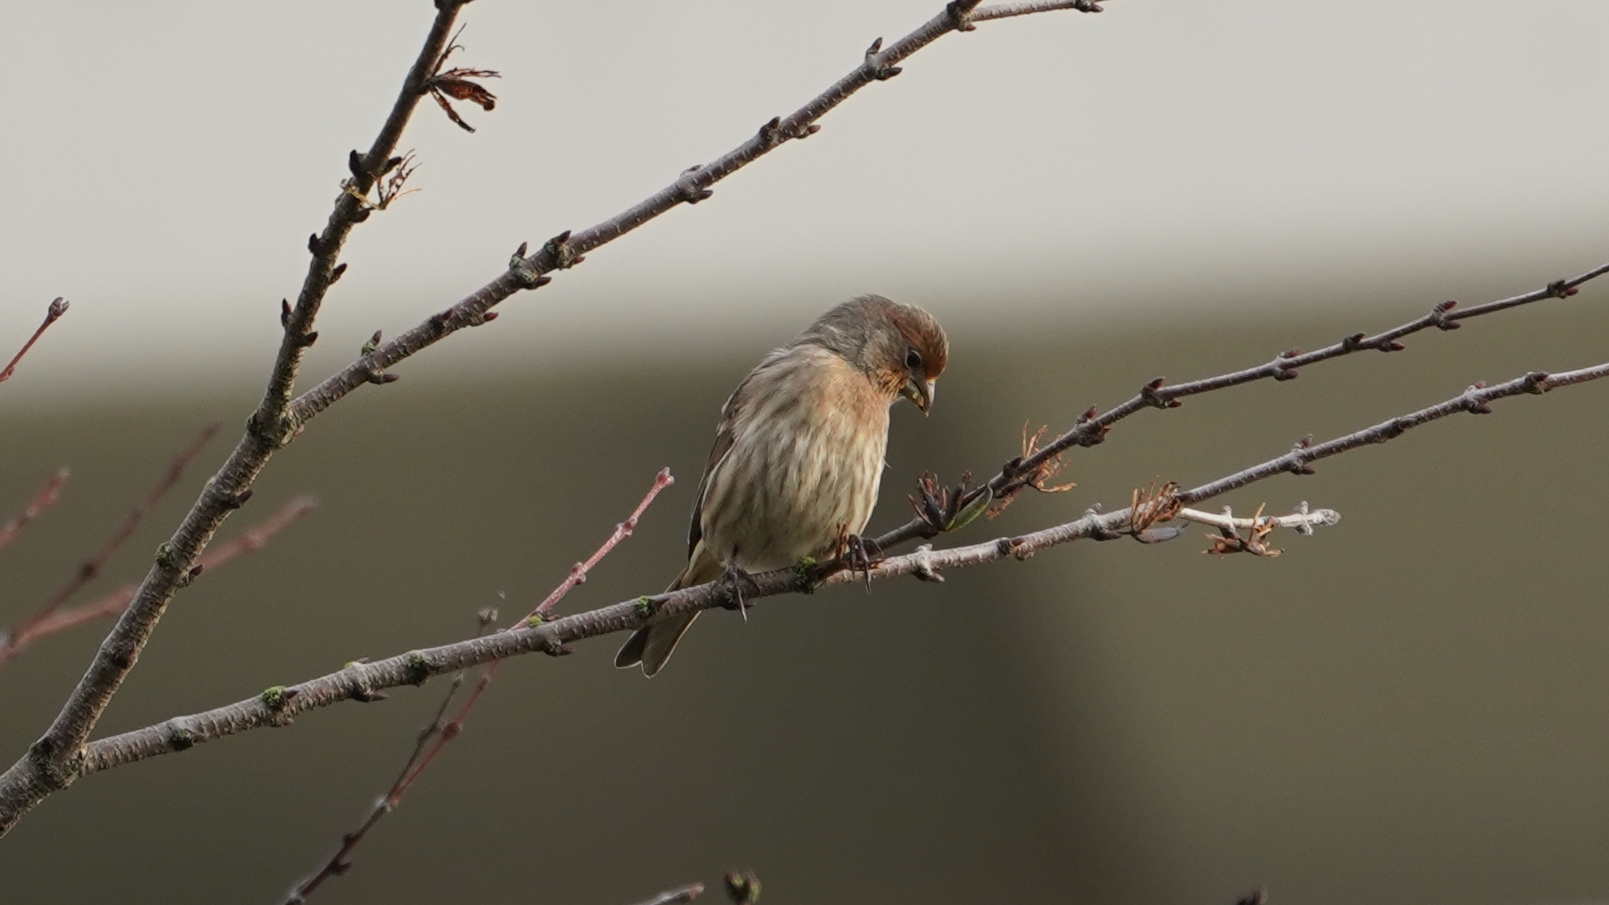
(1174, 502, 1341, 556)
(976, 0, 1105, 21)
(630, 883, 706, 905)
(0, 468, 69, 553)
(870, 259, 1609, 553)
(51, 359, 1607, 787)
(1173, 367, 1605, 503)
(286, 0, 1110, 428)
(0, 298, 69, 385)
(0, 497, 316, 668)
(1175, 503, 1341, 535)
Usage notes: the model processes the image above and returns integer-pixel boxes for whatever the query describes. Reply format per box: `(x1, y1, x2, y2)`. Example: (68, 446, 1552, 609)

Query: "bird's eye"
(905, 348, 923, 370)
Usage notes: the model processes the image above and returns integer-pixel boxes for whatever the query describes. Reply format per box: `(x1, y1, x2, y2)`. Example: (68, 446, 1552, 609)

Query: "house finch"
(615, 294, 949, 676)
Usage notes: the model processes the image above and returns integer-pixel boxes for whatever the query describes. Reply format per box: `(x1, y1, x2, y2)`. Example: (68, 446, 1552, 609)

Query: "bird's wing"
(686, 376, 749, 559)
(685, 431, 731, 559)
(685, 345, 794, 558)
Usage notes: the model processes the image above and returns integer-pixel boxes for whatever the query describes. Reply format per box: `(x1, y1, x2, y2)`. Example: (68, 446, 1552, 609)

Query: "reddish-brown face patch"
(891, 309, 948, 380)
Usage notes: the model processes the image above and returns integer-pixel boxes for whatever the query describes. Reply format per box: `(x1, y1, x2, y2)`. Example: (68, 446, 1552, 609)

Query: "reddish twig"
(283, 470, 671, 903)
(0, 469, 70, 553)
(532, 467, 675, 618)
(0, 496, 316, 668)
(0, 421, 220, 654)
(382, 649, 495, 812)
(190, 495, 318, 571)
(0, 298, 69, 385)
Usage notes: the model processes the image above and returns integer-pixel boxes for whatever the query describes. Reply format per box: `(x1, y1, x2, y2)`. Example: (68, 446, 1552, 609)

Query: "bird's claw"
(719, 561, 759, 620)
(836, 531, 883, 591)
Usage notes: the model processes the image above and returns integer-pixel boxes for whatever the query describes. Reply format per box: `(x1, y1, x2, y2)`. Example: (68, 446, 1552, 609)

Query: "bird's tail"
(614, 545, 720, 677)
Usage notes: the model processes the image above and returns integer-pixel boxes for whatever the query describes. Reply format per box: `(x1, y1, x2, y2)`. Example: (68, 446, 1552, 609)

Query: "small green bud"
(403, 651, 430, 685)
(793, 556, 818, 592)
(724, 870, 761, 905)
(169, 726, 195, 751)
(154, 542, 180, 569)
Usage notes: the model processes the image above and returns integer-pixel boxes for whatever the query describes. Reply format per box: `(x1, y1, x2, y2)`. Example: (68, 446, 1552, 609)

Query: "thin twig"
(1176, 502, 1341, 557)
(0, 422, 219, 663)
(531, 468, 675, 618)
(1174, 504, 1340, 534)
(870, 259, 1609, 553)
(0, 0, 1108, 835)
(283, 471, 671, 903)
(976, 0, 1104, 21)
(1170, 502, 1342, 558)
(0, 469, 69, 553)
(630, 884, 706, 905)
(0, 497, 317, 668)
(390, 665, 490, 791)
(0, 298, 69, 385)
(285, 0, 1110, 429)
(64, 358, 1609, 781)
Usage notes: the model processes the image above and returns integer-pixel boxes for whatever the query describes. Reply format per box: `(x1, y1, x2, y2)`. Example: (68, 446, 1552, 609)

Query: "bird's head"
(799, 294, 948, 414)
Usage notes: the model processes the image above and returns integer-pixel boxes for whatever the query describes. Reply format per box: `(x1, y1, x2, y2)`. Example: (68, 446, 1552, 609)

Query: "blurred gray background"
(3, 2, 1609, 904)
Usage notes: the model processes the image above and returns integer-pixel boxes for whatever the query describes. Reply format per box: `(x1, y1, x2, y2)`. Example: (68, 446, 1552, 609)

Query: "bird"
(615, 294, 949, 676)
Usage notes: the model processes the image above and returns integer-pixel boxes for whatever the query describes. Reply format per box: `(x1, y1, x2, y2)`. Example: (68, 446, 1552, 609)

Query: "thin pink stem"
(0, 496, 315, 667)
(0, 298, 69, 385)
(533, 467, 675, 617)
(0, 468, 70, 553)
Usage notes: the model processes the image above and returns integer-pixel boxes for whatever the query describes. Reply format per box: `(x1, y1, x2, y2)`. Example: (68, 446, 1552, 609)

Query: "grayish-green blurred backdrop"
(4, 2, 1609, 904)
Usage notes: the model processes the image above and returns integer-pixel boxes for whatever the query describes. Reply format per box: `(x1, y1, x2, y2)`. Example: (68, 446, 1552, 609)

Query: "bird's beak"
(903, 377, 936, 415)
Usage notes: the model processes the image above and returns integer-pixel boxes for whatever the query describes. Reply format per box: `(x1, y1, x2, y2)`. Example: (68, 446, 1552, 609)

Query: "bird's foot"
(833, 528, 883, 591)
(718, 560, 759, 621)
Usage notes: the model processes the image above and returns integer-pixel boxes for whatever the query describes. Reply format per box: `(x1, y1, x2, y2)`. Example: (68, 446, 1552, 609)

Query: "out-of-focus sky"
(4, 0, 1608, 398)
